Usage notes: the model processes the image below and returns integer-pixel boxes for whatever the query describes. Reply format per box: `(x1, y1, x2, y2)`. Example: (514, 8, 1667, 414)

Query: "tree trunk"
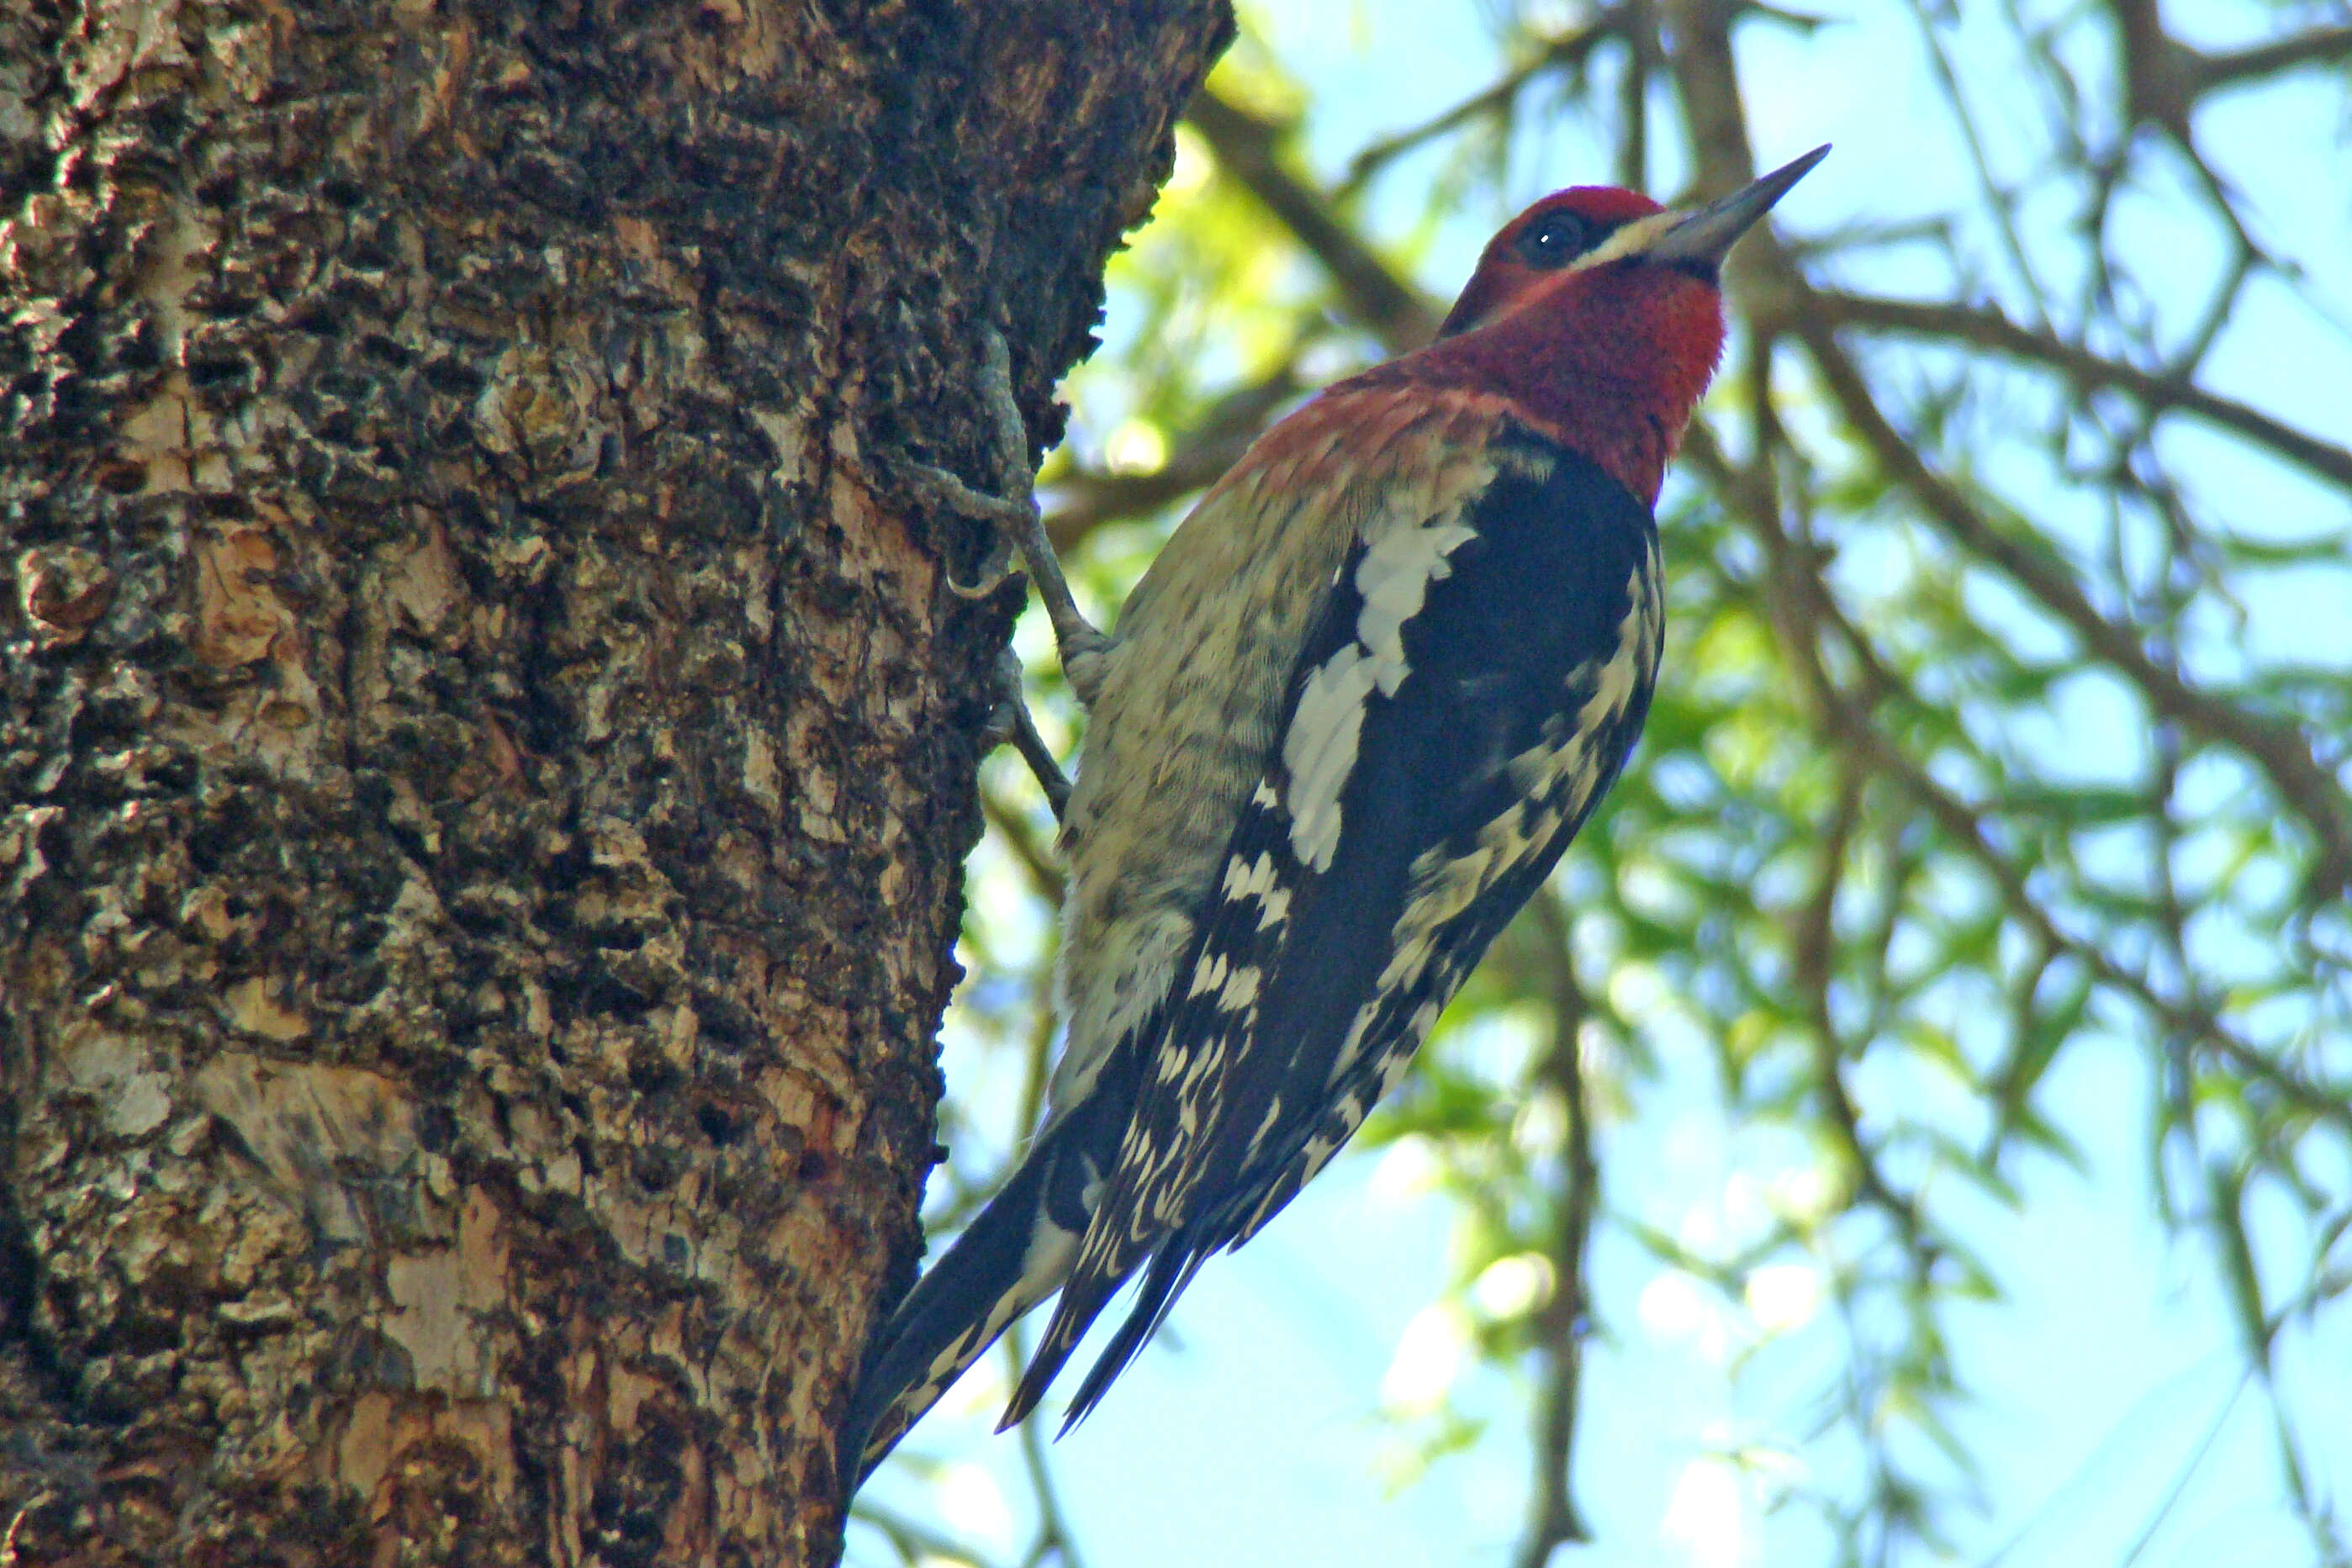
(0, 2, 1228, 1562)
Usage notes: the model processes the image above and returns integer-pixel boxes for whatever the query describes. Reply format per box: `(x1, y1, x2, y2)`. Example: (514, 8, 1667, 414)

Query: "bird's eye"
(1514, 211, 1593, 268)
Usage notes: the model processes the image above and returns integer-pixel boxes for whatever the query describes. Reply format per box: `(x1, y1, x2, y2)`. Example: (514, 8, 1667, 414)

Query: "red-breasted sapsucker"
(845, 145, 1830, 1491)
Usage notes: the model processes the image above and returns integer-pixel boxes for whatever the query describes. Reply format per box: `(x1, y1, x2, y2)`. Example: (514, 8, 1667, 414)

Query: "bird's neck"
(1409, 271, 1725, 508)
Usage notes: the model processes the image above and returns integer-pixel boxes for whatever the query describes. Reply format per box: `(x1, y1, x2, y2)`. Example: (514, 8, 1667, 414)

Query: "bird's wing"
(1002, 431, 1664, 1430)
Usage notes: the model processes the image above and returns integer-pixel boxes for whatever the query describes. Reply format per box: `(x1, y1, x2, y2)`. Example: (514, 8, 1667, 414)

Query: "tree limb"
(2188, 25, 2352, 98)
(1810, 290, 2352, 492)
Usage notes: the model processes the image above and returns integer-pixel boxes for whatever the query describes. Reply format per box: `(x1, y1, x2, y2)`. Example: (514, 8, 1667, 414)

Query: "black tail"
(842, 1040, 1151, 1495)
(841, 1120, 1091, 1493)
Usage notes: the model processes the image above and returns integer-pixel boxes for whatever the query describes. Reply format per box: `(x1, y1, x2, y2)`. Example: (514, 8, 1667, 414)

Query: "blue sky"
(848, 1, 2351, 1563)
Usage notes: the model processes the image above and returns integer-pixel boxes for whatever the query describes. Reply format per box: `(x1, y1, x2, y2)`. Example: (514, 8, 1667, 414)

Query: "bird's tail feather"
(1056, 1242, 1210, 1433)
(840, 1127, 1085, 1494)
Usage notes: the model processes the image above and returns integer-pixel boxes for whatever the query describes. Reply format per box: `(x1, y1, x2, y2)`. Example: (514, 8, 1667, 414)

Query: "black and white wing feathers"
(1005, 432, 1663, 1430)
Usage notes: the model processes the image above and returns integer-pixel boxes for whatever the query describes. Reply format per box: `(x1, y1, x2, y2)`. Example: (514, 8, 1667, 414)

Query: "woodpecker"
(846, 146, 1828, 1490)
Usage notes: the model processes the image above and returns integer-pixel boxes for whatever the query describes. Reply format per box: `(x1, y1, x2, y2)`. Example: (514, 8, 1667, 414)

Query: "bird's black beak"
(1648, 145, 1830, 267)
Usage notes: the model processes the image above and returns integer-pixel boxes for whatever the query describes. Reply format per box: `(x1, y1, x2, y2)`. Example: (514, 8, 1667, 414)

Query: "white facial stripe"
(1451, 209, 1684, 335)
(1569, 209, 1685, 272)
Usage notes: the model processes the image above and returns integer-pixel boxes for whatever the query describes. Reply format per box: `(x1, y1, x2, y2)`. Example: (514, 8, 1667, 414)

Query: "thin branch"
(1514, 887, 1599, 1568)
(2112, 0, 2198, 143)
(1002, 929, 1084, 1568)
(1044, 442, 1241, 546)
(849, 1500, 997, 1567)
(1811, 289, 2352, 492)
(2187, 25, 2352, 98)
(1909, 6, 2052, 324)
(1042, 366, 1305, 547)
(1335, 22, 1621, 200)
(980, 777, 1067, 905)
(1684, 422, 2352, 1139)
(1007, 1320, 1087, 1568)
(1789, 307, 2352, 895)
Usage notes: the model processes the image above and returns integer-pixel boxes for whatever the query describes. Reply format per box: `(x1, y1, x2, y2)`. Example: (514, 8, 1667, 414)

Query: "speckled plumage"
(1013, 422, 1663, 1424)
(1053, 387, 1514, 1122)
(843, 149, 1826, 1491)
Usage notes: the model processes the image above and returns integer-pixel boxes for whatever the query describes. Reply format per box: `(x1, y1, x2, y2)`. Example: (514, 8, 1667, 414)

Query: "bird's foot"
(978, 649, 1071, 818)
(910, 326, 1108, 709)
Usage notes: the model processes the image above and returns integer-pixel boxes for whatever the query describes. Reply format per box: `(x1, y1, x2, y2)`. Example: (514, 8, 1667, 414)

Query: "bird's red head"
(1407, 148, 1827, 504)
(1436, 185, 1678, 341)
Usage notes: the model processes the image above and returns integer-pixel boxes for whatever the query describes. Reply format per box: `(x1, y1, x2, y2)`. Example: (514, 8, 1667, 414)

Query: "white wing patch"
(1356, 517, 1479, 694)
(1283, 649, 1379, 873)
(1282, 514, 1483, 873)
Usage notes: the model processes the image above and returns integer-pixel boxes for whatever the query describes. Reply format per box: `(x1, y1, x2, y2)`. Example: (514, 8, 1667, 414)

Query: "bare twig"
(1811, 290, 2352, 491)
(1703, 429, 2352, 1138)
(980, 779, 1068, 905)
(1335, 22, 1622, 200)
(1789, 310, 2352, 896)
(1514, 887, 1599, 1568)
(2187, 25, 2352, 99)
(1909, 7, 2052, 323)
(1043, 366, 1307, 548)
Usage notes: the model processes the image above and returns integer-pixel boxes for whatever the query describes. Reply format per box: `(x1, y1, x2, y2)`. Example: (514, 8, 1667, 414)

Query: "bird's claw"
(980, 648, 1071, 818)
(944, 549, 1022, 601)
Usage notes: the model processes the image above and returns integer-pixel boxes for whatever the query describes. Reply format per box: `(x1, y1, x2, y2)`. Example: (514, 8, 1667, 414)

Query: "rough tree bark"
(0, 2, 1229, 1563)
